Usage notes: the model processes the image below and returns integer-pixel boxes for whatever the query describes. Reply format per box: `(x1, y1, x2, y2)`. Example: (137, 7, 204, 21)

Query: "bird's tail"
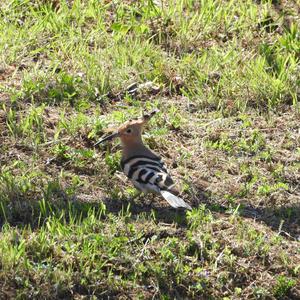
(160, 190, 192, 210)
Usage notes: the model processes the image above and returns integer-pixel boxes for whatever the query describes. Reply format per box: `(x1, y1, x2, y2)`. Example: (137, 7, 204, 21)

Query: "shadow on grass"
(104, 195, 190, 227)
(1, 184, 299, 241)
(239, 203, 300, 240)
(0, 191, 190, 230)
(192, 185, 300, 240)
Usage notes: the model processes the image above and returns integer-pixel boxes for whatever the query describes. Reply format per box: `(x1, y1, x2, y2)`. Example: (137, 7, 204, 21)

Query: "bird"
(94, 109, 192, 210)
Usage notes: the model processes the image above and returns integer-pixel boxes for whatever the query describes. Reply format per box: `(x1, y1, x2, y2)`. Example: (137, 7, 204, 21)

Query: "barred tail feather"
(160, 190, 192, 210)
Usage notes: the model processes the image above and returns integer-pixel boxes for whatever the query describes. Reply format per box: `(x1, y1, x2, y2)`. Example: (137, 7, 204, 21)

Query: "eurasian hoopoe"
(94, 110, 192, 210)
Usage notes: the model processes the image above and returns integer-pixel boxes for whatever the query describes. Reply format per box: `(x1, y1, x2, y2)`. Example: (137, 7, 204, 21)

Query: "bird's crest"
(94, 109, 159, 146)
(119, 108, 159, 130)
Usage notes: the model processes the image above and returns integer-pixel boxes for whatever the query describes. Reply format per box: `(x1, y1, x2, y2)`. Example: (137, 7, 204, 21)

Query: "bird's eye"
(126, 128, 132, 134)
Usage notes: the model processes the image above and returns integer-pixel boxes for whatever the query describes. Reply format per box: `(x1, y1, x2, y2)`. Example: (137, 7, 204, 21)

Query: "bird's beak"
(94, 131, 119, 146)
(142, 109, 159, 123)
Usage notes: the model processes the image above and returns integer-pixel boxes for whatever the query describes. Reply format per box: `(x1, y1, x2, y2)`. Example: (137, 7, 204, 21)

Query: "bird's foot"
(145, 199, 154, 209)
(144, 194, 157, 209)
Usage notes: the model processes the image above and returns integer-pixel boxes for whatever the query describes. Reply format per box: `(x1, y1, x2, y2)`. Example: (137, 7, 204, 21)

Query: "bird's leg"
(144, 193, 156, 208)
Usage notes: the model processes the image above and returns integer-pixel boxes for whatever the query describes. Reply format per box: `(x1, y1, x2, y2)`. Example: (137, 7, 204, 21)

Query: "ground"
(0, 0, 299, 299)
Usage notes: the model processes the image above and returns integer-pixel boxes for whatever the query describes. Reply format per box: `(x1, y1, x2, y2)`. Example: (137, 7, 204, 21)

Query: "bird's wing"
(155, 173, 177, 192)
(121, 155, 167, 175)
(121, 155, 192, 209)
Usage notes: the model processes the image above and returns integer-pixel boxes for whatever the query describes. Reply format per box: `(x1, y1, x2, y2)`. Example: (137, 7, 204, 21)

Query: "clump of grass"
(273, 275, 296, 298)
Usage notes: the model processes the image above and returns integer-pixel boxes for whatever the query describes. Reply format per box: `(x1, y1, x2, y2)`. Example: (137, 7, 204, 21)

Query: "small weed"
(257, 181, 289, 196)
(273, 275, 296, 298)
(238, 130, 266, 154)
(205, 133, 235, 154)
(105, 151, 122, 174)
(4, 104, 45, 143)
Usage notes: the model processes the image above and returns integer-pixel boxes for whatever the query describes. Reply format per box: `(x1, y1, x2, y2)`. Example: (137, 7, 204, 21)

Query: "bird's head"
(94, 109, 159, 146)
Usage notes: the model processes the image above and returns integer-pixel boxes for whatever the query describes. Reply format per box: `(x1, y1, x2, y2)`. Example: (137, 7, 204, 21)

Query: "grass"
(0, 0, 299, 298)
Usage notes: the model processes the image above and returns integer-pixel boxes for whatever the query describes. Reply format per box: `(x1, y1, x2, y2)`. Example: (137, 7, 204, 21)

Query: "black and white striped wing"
(120, 155, 171, 193)
(121, 155, 192, 210)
